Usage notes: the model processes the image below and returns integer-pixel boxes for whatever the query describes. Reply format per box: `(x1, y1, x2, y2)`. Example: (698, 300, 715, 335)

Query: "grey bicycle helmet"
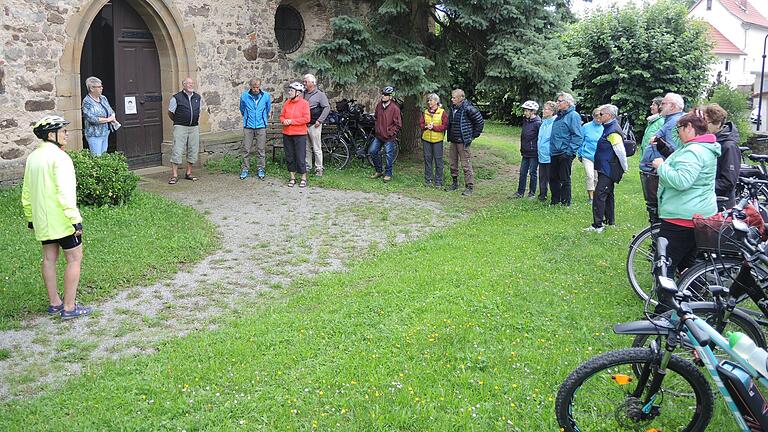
(289, 82, 305, 92)
(382, 86, 395, 96)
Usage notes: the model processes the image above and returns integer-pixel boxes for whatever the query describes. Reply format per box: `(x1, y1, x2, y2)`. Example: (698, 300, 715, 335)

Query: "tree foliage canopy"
(563, 0, 714, 128)
(295, 0, 576, 148)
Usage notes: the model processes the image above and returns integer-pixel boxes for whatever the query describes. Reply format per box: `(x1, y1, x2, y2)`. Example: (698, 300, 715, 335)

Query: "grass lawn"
(0, 189, 219, 330)
(0, 123, 735, 430)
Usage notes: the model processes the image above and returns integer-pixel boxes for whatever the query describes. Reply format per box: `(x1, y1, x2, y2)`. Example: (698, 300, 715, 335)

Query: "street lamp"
(757, 33, 768, 131)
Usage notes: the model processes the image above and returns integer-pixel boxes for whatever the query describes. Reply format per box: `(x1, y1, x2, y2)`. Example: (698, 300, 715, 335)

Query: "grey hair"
(599, 104, 619, 118)
(452, 89, 465, 99)
(426, 93, 440, 104)
(665, 92, 684, 110)
(557, 92, 574, 105)
(303, 74, 317, 84)
(85, 76, 102, 90)
(249, 78, 261, 86)
(652, 96, 664, 107)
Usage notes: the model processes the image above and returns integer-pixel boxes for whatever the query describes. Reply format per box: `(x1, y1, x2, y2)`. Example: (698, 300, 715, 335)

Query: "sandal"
(299, 179, 307, 188)
(168, 176, 178, 185)
(184, 174, 198, 181)
(288, 179, 296, 187)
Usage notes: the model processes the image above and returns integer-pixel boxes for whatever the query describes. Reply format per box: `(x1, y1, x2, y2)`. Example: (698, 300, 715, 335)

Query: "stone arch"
(57, 0, 198, 150)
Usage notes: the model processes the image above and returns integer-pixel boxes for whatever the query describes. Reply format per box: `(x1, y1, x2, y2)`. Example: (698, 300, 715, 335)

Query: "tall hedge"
(564, 0, 714, 128)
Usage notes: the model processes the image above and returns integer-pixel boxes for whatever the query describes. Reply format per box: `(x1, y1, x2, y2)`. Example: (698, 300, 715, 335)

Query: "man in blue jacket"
(239, 78, 271, 180)
(549, 92, 584, 206)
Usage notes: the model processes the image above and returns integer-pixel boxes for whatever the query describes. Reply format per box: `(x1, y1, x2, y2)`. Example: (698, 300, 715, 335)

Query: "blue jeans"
(369, 137, 395, 176)
(517, 156, 538, 195)
(86, 135, 109, 156)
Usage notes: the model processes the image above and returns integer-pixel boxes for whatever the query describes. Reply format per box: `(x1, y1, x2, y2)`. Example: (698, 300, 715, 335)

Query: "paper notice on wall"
(124, 96, 137, 115)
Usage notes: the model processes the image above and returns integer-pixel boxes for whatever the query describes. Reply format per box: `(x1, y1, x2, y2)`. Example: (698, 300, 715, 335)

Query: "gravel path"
(0, 173, 455, 401)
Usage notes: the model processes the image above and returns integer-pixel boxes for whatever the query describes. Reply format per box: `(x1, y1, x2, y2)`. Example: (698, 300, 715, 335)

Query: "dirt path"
(0, 173, 456, 401)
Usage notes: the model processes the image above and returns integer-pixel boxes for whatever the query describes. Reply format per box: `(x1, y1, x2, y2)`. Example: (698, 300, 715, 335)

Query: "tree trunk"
(401, 94, 422, 155)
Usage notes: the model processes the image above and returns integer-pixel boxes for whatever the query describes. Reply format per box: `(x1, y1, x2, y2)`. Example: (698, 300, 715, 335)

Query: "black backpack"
(621, 116, 637, 157)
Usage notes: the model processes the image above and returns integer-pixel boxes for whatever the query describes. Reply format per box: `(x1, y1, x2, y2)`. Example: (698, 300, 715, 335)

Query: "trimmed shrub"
(69, 150, 139, 206)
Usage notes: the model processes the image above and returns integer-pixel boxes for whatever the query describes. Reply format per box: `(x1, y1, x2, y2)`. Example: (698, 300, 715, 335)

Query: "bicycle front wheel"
(321, 135, 350, 170)
(627, 224, 659, 304)
(555, 348, 713, 432)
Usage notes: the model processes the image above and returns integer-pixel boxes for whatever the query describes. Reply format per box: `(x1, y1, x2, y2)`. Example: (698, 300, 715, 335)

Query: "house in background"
(689, 0, 768, 129)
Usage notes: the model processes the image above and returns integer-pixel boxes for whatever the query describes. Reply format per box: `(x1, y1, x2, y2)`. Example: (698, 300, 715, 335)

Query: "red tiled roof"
(720, 0, 768, 28)
(706, 23, 745, 55)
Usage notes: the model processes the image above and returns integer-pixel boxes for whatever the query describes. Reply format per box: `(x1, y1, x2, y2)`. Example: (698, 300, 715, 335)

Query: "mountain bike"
(556, 237, 768, 432)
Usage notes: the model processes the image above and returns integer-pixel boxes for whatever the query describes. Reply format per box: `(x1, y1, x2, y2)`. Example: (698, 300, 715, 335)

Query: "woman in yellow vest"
(420, 93, 448, 187)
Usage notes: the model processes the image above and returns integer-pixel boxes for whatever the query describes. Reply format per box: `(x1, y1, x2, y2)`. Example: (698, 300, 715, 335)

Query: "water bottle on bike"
(729, 331, 768, 378)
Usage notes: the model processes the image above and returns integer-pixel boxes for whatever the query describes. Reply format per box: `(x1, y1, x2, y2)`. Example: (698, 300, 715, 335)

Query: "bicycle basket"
(693, 213, 745, 254)
(640, 172, 659, 207)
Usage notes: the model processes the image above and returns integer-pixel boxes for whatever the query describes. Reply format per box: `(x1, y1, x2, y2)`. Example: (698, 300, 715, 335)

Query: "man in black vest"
(167, 77, 203, 184)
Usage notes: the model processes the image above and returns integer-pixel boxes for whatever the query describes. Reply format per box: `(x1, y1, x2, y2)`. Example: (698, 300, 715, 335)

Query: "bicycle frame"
(669, 310, 768, 431)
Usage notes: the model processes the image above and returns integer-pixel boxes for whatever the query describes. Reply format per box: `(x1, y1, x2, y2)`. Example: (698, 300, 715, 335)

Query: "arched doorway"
(80, 0, 162, 167)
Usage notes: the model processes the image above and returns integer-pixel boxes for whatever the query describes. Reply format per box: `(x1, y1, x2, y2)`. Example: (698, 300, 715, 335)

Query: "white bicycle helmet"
(289, 82, 305, 92)
(521, 100, 539, 111)
(33, 114, 70, 146)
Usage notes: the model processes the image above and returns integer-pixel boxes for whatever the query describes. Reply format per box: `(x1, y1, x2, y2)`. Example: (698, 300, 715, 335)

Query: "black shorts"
(42, 233, 82, 250)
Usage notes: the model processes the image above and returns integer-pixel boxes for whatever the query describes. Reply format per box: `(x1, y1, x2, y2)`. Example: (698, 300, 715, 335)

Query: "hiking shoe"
(583, 226, 604, 234)
(383, 176, 392, 182)
(462, 187, 474, 196)
(47, 303, 64, 314)
(445, 183, 459, 192)
(257, 168, 265, 180)
(370, 172, 384, 179)
(61, 304, 93, 320)
(240, 170, 249, 180)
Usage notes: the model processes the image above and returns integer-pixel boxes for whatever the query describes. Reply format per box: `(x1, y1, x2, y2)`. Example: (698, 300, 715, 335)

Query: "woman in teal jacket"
(536, 101, 557, 202)
(579, 108, 604, 204)
(651, 113, 721, 273)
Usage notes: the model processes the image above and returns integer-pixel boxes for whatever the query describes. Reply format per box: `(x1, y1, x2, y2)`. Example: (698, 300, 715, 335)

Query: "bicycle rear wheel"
(555, 348, 713, 432)
(626, 224, 659, 304)
(321, 135, 350, 170)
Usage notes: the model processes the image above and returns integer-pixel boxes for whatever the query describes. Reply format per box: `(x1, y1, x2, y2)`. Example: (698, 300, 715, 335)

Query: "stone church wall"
(0, 0, 370, 185)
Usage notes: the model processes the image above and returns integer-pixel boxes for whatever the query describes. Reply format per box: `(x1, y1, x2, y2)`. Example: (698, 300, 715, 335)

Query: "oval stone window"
(275, 5, 305, 53)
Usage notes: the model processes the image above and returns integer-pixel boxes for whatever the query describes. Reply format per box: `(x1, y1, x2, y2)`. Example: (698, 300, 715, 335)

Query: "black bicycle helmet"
(33, 115, 70, 144)
(382, 86, 395, 96)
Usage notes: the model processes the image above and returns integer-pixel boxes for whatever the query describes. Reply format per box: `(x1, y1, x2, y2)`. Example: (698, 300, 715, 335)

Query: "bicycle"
(327, 99, 400, 168)
(556, 237, 768, 432)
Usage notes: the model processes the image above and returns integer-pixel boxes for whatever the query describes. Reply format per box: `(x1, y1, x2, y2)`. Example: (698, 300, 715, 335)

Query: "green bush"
(69, 150, 139, 206)
(705, 83, 752, 144)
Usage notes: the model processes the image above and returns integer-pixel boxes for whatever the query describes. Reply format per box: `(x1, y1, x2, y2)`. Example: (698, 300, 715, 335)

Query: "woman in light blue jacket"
(81, 76, 116, 156)
(579, 108, 604, 204)
(536, 101, 557, 202)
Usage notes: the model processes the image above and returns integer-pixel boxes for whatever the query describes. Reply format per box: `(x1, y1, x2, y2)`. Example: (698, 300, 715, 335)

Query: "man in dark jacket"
(446, 89, 484, 196)
(515, 101, 542, 198)
(369, 86, 402, 182)
(703, 103, 740, 209)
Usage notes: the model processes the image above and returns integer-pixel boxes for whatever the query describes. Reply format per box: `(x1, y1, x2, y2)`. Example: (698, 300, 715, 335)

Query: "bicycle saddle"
(748, 154, 768, 162)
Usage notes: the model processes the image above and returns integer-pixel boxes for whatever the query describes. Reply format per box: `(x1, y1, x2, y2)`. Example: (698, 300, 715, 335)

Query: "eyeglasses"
(595, 113, 604, 117)
(556, 99, 566, 103)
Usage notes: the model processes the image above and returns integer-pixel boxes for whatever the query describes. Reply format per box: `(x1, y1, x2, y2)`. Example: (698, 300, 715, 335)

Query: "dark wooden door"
(113, 0, 162, 167)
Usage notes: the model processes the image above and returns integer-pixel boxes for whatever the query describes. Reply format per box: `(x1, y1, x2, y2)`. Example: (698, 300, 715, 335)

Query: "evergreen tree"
(295, 0, 575, 152)
(563, 0, 714, 128)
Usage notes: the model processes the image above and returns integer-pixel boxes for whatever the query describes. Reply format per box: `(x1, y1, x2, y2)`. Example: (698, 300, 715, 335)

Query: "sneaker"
(47, 303, 64, 314)
(383, 176, 392, 182)
(257, 168, 265, 180)
(239, 170, 249, 180)
(424, 180, 432, 187)
(435, 183, 443, 189)
(512, 193, 524, 199)
(370, 172, 384, 179)
(61, 304, 93, 320)
(315, 169, 323, 177)
(587, 199, 593, 205)
(462, 187, 474, 196)
(583, 226, 604, 233)
(527, 194, 536, 199)
(445, 183, 459, 192)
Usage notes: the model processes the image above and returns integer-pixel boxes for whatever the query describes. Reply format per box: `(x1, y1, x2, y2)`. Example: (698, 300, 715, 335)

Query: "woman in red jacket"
(280, 82, 311, 187)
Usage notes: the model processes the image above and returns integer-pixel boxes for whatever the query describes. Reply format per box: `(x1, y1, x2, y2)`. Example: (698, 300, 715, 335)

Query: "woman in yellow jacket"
(22, 115, 92, 320)
(419, 93, 448, 187)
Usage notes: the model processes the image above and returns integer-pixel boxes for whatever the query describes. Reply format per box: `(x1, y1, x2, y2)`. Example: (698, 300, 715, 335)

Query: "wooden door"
(113, 0, 162, 167)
